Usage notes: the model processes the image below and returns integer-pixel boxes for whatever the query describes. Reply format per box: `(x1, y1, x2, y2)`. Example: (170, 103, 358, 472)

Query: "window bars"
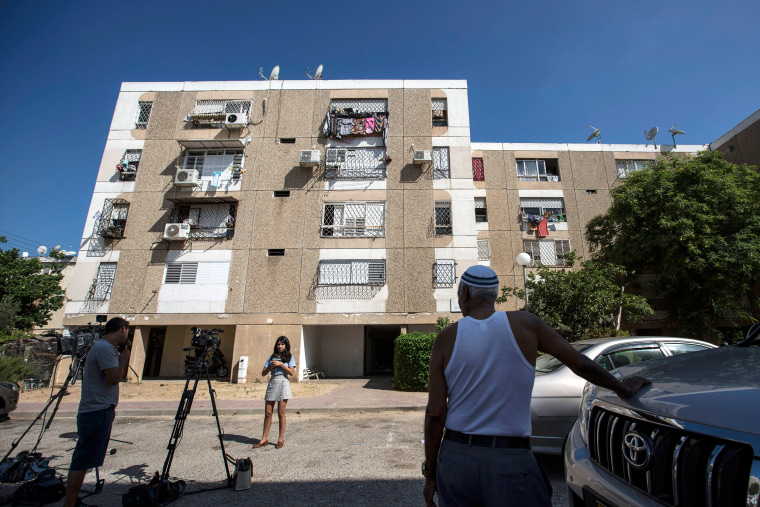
(184, 150, 244, 178)
(523, 239, 571, 266)
(475, 198, 488, 223)
(433, 147, 450, 179)
(477, 239, 490, 261)
(186, 100, 252, 127)
(616, 160, 650, 178)
(171, 203, 237, 240)
(432, 99, 448, 127)
(96, 199, 130, 239)
(330, 99, 388, 114)
(435, 201, 452, 235)
(324, 147, 388, 180)
(433, 260, 456, 288)
(472, 158, 485, 181)
(321, 202, 385, 237)
(318, 260, 386, 286)
(81, 262, 117, 313)
(117, 150, 141, 181)
(520, 198, 567, 223)
(135, 101, 153, 129)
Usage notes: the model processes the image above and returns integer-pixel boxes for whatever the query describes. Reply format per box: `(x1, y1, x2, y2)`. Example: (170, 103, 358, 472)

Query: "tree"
(585, 151, 760, 339)
(496, 252, 653, 341)
(0, 237, 65, 333)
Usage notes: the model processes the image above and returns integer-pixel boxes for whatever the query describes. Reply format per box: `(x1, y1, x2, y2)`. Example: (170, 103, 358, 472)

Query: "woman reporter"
(253, 336, 296, 449)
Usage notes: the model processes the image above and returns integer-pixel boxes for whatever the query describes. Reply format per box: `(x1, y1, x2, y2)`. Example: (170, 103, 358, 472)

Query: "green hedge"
(0, 356, 37, 385)
(393, 331, 436, 392)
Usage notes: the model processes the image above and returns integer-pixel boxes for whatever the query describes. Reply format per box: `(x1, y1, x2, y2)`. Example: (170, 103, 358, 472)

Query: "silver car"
(531, 336, 715, 454)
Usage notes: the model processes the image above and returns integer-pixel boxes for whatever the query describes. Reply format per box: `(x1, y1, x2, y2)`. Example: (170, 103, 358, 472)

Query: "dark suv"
(565, 325, 760, 507)
(0, 381, 20, 419)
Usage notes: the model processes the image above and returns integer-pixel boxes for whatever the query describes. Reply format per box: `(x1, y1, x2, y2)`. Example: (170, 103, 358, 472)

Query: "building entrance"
(143, 327, 166, 378)
(364, 325, 401, 375)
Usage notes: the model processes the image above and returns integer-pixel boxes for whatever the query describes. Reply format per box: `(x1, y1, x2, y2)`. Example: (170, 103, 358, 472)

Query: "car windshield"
(536, 343, 594, 373)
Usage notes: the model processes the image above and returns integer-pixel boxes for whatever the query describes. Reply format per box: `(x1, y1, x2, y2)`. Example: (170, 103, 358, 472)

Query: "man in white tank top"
(423, 266, 650, 507)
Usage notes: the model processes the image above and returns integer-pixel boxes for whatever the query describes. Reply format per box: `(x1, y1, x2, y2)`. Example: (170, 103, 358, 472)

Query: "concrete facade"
(63, 79, 707, 383)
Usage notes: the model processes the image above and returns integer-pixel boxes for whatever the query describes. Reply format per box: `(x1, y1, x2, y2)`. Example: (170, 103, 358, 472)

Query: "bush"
(393, 331, 436, 392)
(0, 355, 38, 385)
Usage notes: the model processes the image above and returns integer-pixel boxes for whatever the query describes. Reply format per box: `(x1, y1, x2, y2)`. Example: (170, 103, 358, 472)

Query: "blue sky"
(0, 0, 758, 255)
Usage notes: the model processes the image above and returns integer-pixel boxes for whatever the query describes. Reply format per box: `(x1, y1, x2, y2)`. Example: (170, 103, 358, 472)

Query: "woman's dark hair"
(271, 335, 292, 363)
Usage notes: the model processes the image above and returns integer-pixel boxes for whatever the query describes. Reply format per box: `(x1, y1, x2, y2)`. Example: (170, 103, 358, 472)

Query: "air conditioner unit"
(163, 223, 190, 240)
(224, 113, 248, 128)
(413, 150, 432, 164)
(175, 169, 200, 186)
(299, 150, 321, 166)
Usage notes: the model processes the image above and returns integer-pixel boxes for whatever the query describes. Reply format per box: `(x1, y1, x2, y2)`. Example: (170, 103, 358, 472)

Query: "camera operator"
(64, 317, 131, 507)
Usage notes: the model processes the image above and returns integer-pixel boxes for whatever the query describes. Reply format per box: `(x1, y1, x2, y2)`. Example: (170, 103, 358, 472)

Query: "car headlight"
(578, 382, 597, 446)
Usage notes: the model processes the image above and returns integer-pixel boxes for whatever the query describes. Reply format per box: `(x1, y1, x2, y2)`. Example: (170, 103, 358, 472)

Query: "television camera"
(188, 327, 223, 352)
(57, 323, 104, 358)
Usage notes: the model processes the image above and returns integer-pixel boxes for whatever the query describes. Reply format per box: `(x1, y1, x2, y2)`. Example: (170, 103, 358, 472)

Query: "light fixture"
(516, 253, 532, 312)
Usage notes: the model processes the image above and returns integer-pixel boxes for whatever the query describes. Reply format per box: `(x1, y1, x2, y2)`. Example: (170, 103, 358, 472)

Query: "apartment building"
(62, 79, 706, 382)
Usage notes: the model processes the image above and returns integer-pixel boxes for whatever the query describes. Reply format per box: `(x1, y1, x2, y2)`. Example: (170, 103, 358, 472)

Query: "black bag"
(232, 457, 252, 491)
(12, 468, 66, 506)
(121, 473, 185, 507)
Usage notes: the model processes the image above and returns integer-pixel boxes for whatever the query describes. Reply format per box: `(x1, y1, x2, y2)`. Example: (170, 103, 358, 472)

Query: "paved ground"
(1, 378, 567, 506)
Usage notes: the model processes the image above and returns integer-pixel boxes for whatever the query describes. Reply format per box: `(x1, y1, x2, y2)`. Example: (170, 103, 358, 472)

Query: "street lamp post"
(516, 252, 532, 312)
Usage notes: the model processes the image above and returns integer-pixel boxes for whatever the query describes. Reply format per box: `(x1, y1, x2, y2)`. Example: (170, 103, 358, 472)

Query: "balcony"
(96, 199, 129, 239)
(168, 198, 237, 241)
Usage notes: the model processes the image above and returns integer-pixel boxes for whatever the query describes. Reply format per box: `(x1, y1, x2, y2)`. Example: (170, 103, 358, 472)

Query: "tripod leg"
(206, 368, 232, 485)
(160, 365, 202, 482)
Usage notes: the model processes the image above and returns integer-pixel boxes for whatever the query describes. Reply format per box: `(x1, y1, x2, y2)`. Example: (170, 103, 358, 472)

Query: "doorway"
(143, 327, 166, 378)
(364, 325, 401, 375)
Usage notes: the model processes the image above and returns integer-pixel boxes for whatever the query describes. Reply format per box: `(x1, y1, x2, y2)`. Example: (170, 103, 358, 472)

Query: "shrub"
(0, 355, 37, 385)
(393, 331, 436, 392)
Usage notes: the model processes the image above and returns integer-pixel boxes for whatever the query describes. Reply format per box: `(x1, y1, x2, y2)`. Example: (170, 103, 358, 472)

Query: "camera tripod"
(153, 342, 233, 502)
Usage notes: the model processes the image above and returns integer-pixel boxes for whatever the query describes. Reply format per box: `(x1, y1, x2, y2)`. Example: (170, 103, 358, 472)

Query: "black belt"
(444, 429, 530, 449)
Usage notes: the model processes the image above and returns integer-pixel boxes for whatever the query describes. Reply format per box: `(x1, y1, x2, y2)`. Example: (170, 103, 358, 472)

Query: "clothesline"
(322, 109, 390, 146)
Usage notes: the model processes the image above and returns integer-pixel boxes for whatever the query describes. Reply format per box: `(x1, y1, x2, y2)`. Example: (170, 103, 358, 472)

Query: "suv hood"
(598, 346, 760, 436)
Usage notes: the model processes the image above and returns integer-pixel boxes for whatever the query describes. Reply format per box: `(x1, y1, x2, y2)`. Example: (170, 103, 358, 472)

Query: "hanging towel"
(339, 118, 352, 136)
(537, 218, 549, 237)
(365, 117, 375, 134)
(352, 118, 366, 135)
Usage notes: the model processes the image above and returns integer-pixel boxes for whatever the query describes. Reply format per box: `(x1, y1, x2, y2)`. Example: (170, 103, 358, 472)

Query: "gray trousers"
(436, 439, 551, 507)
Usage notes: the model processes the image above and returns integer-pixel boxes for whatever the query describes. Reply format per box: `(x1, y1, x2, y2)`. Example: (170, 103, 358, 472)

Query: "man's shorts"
(70, 406, 115, 471)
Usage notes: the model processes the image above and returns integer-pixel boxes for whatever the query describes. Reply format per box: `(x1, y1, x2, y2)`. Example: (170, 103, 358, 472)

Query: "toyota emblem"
(622, 430, 653, 470)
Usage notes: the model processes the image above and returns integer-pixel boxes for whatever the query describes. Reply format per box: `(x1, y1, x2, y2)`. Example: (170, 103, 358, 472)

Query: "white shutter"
(196, 262, 230, 284)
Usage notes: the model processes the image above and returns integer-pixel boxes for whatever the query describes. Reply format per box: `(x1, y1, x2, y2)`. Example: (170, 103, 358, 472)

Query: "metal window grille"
(324, 147, 387, 179)
(187, 100, 252, 126)
(318, 260, 386, 286)
(171, 203, 237, 240)
(520, 198, 567, 222)
(96, 198, 129, 239)
(135, 101, 153, 129)
(321, 202, 385, 237)
(472, 158, 485, 181)
(82, 262, 117, 313)
(435, 201, 452, 235)
(616, 159, 650, 178)
(164, 262, 198, 284)
(184, 150, 243, 178)
(477, 239, 490, 261)
(433, 147, 450, 179)
(432, 99, 448, 127)
(433, 259, 456, 288)
(475, 198, 488, 223)
(524, 239, 571, 266)
(516, 159, 555, 182)
(330, 99, 388, 114)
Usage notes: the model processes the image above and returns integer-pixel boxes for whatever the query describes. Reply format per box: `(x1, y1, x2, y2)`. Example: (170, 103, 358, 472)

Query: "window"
(268, 249, 285, 257)
(273, 191, 290, 197)
(163, 262, 229, 285)
(432, 99, 448, 127)
(520, 198, 566, 223)
(279, 138, 296, 144)
(523, 239, 571, 266)
(477, 239, 490, 261)
(586, 189, 597, 195)
(117, 150, 141, 181)
(135, 101, 153, 129)
(599, 346, 665, 370)
(321, 202, 385, 238)
(170, 203, 237, 240)
(663, 343, 711, 355)
(433, 260, 456, 288)
(96, 198, 130, 239)
(616, 159, 650, 178)
(433, 147, 450, 179)
(324, 147, 388, 180)
(472, 158, 485, 181)
(516, 159, 560, 182)
(435, 201, 452, 235)
(82, 262, 117, 313)
(475, 198, 488, 223)
(184, 150, 244, 179)
(186, 100, 251, 127)
(318, 260, 386, 285)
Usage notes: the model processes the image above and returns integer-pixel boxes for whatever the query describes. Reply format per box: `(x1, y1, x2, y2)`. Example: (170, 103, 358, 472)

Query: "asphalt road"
(0, 412, 567, 506)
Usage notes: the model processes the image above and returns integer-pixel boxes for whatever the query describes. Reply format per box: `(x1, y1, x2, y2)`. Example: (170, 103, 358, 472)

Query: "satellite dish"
(269, 65, 280, 80)
(54, 245, 61, 251)
(669, 123, 685, 148)
(314, 64, 323, 80)
(37, 245, 48, 256)
(586, 125, 601, 143)
(644, 126, 659, 149)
